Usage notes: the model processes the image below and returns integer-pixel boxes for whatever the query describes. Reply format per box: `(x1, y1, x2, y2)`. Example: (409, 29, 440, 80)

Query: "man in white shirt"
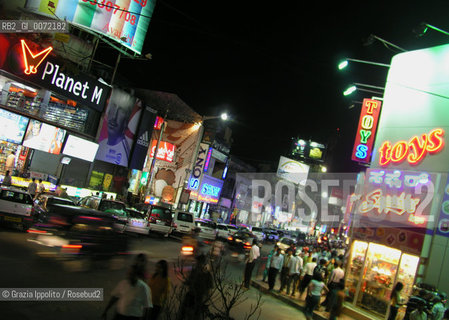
(324, 260, 345, 311)
(243, 239, 260, 289)
(299, 257, 317, 297)
(268, 247, 284, 291)
(287, 251, 303, 296)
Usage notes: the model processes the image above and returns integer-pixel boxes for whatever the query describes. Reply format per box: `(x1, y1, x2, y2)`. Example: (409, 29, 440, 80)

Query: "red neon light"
(379, 128, 445, 166)
(21, 39, 53, 75)
(351, 99, 382, 163)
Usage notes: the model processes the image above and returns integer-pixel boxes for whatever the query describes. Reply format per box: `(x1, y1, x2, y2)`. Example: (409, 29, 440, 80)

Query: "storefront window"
(346, 240, 368, 303)
(356, 243, 401, 317)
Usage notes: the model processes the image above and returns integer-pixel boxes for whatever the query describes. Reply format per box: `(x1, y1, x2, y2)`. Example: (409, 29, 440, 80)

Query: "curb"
(250, 280, 329, 320)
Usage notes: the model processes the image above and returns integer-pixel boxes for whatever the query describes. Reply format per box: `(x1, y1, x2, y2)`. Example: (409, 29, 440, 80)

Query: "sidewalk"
(250, 279, 357, 320)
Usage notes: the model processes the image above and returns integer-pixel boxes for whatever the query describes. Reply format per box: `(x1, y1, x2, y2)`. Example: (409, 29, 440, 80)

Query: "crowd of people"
(259, 242, 347, 320)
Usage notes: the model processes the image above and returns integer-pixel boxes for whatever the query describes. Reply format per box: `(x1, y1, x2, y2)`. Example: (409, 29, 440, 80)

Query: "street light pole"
(338, 58, 390, 70)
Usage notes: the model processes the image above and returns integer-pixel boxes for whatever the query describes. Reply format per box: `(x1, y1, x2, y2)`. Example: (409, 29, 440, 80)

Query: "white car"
(251, 226, 265, 242)
(124, 208, 150, 235)
(0, 186, 34, 230)
(216, 223, 231, 239)
(173, 210, 195, 235)
(195, 219, 217, 240)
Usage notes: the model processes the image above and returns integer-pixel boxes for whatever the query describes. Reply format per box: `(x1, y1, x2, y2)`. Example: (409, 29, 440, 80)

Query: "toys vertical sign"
(351, 98, 382, 163)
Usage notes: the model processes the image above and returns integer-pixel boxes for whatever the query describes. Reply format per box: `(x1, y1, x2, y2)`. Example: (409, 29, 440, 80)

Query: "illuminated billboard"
(25, 0, 156, 55)
(0, 108, 29, 144)
(371, 43, 449, 172)
(276, 156, 309, 186)
(351, 98, 382, 164)
(291, 138, 326, 162)
(23, 119, 66, 154)
(63, 135, 99, 162)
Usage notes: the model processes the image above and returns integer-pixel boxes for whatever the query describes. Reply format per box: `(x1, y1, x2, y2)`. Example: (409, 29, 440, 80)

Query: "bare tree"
(160, 254, 263, 320)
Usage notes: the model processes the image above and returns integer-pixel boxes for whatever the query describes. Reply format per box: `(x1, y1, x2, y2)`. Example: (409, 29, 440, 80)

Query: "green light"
(343, 85, 356, 96)
(338, 60, 349, 70)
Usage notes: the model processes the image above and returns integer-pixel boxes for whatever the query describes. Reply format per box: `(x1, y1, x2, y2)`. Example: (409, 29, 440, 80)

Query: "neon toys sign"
(379, 128, 444, 166)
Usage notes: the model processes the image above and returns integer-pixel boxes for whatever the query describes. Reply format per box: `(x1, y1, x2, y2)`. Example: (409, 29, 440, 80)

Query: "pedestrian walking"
(148, 260, 170, 320)
(324, 260, 345, 311)
(267, 247, 284, 291)
(279, 248, 293, 293)
(299, 257, 317, 298)
(388, 282, 405, 320)
(328, 279, 346, 320)
(432, 296, 446, 320)
(262, 244, 278, 282)
(37, 179, 45, 194)
(243, 238, 260, 289)
(286, 250, 303, 297)
(304, 272, 328, 320)
(101, 264, 153, 320)
(2, 170, 12, 186)
(28, 178, 37, 198)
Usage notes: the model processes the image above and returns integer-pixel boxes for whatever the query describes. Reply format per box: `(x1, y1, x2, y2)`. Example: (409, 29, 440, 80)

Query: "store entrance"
(346, 240, 420, 319)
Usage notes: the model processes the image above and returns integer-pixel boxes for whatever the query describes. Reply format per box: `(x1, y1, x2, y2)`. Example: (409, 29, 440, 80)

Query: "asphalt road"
(0, 227, 304, 320)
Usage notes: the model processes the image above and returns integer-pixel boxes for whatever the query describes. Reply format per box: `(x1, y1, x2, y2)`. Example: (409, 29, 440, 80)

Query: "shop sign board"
(436, 174, 449, 238)
(188, 143, 209, 191)
(352, 168, 436, 255)
(356, 168, 436, 229)
(371, 43, 449, 172)
(351, 98, 382, 163)
(197, 174, 224, 204)
(0, 37, 110, 112)
(24, 0, 156, 55)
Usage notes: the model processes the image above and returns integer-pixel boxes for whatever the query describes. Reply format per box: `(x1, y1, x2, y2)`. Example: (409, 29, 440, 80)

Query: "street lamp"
(363, 34, 407, 52)
(338, 58, 390, 70)
(414, 22, 449, 37)
(201, 112, 229, 122)
(343, 83, 385, 96)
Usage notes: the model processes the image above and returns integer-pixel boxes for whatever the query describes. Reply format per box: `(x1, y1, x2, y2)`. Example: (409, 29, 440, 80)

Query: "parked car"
(251, 226, 265, 242)
(146, 204, 174, 236)
(0, 186, 35, 230)
(34, 193, 76, 220)
(172, 210, 195, 235)
(195, 219, 217, 240)
(264, 228, 280, 242)
(124, 207, 149, 235)
(226, 224, 239, 235)
(277, 237, 297, 253)
(216, 223, 231, 239)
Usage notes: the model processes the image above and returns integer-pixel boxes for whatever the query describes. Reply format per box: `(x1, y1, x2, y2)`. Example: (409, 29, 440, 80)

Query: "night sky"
(111, 0, 449, 172)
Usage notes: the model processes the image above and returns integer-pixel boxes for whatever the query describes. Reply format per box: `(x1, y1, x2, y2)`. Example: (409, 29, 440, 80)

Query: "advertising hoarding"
(23, 119, 66, 154)
(351, 98, 382, 163)
(371, 43, 449, 172)
(276, 156, 309, 186)
(25, 0, 156, 55)
(129, 105, 156, 170)
(197, 174, 224, 204)
(62, 134, 99, 162)
(291, 138, 326, 162)
(0, 108, 29, 144)
(95, 88, 140, 167)
(149, 140, 175, 162)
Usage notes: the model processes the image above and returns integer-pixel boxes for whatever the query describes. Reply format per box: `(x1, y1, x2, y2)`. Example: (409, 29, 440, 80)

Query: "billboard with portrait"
(0, 108, 29, 144)
(95, 89, 141, 167)
(291, 138, 326, 162)
(22, 119, 66, 154)
(25, 0, 156, 55)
